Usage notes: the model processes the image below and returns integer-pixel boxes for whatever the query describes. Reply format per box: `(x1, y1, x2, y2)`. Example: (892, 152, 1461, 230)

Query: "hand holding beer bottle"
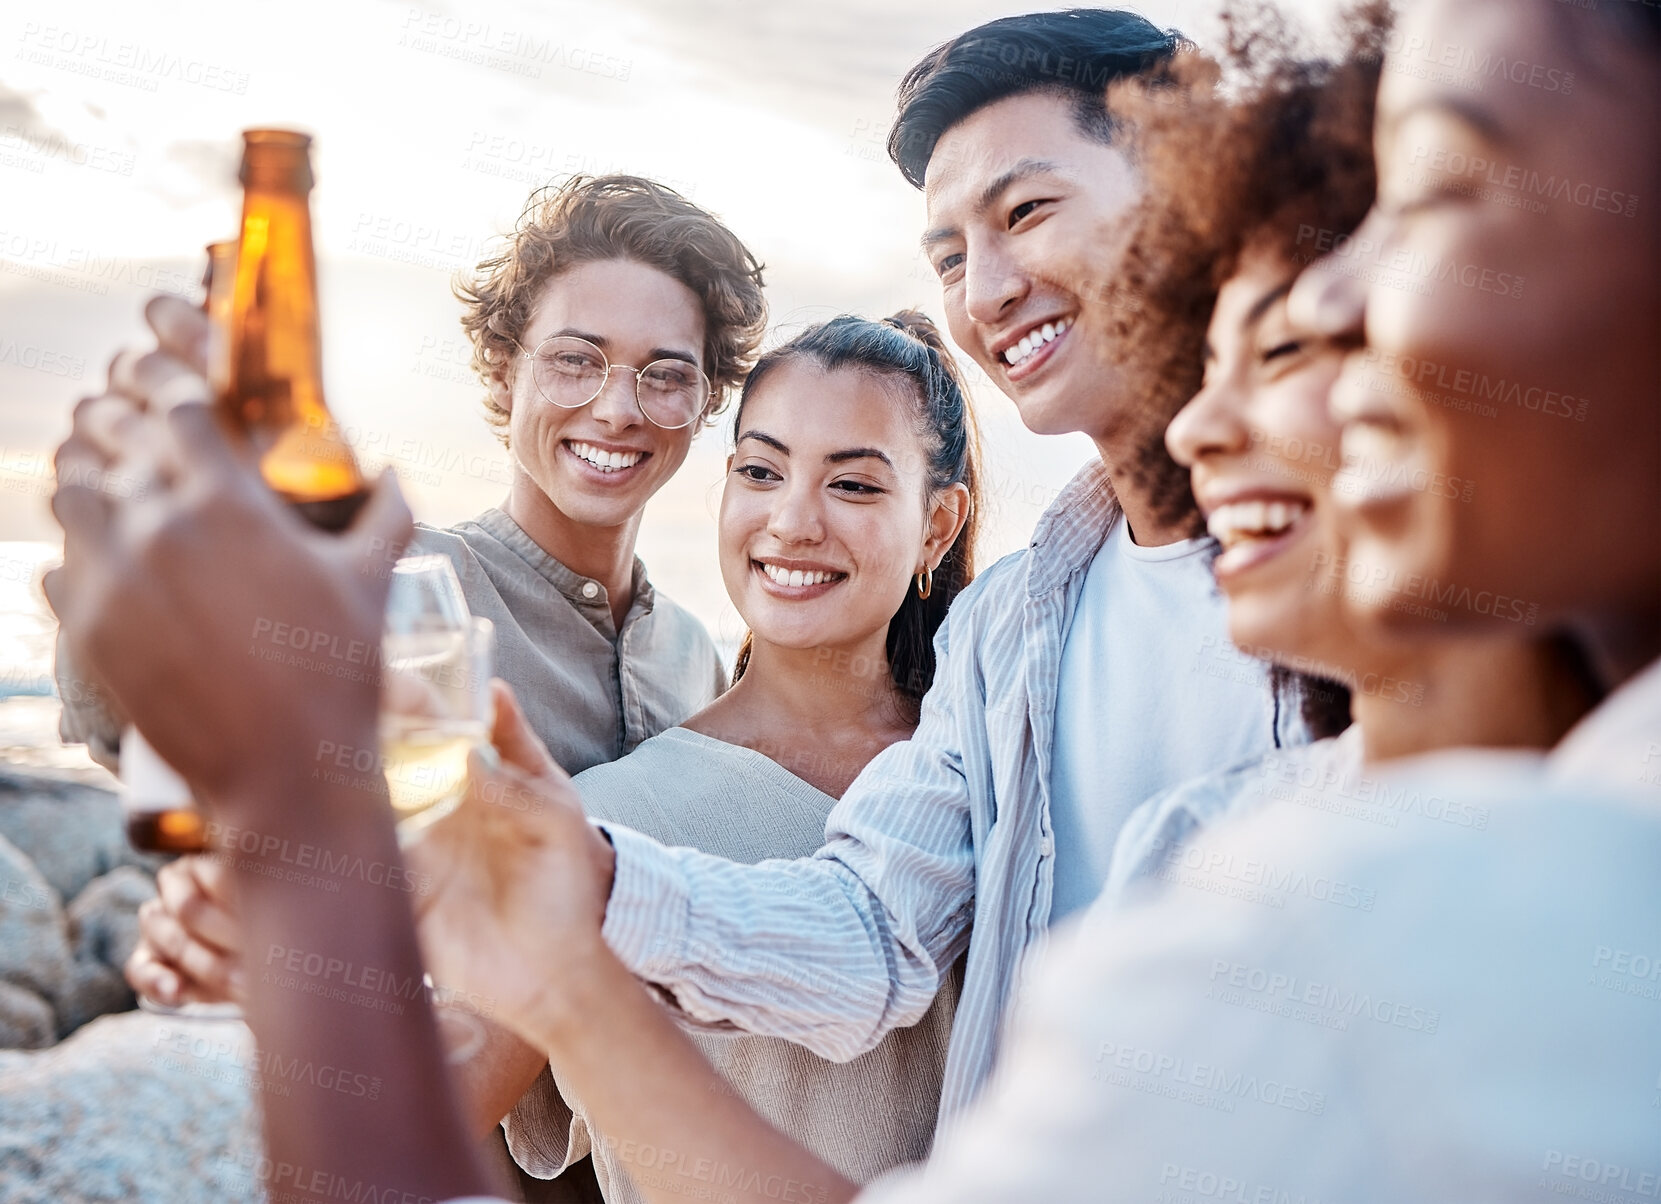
(120, 129, 371, 854)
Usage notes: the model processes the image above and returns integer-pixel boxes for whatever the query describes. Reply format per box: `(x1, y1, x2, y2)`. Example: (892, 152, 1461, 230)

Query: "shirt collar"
(1025, 459, 1120, 595)
(475, 507, 653, 616)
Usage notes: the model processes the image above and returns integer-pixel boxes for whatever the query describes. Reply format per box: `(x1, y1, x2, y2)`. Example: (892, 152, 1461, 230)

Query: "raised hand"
(46, 399, 410, 811)
(405, 680, 616, 1040)
(127, 854, 245, 1007)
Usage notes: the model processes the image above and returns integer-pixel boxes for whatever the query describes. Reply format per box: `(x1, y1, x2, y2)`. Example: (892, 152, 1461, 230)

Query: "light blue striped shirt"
(600, 461, 1295, 1122)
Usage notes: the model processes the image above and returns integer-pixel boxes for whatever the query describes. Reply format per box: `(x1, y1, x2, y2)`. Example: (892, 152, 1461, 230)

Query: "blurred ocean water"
(0, 540, 108, 779)
(0, 541, 58, 699)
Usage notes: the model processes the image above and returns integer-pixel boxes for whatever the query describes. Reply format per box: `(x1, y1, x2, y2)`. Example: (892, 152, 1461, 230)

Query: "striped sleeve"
(599, 578, 988, 1063)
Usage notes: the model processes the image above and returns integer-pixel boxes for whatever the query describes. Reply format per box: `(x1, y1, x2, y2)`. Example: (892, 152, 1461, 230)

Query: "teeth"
(569, 441, 645, 472)
(1002, 317, 1071, 367)
(759, 563, 843, 588)
(1206, 499, 1308, 549)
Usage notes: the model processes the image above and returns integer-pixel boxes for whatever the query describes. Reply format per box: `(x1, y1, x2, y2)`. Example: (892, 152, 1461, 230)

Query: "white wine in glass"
(381, 558, 494, 835)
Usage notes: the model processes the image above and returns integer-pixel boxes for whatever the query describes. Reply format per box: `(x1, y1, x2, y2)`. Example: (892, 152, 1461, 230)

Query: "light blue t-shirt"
(1047, 516, 1284, 924)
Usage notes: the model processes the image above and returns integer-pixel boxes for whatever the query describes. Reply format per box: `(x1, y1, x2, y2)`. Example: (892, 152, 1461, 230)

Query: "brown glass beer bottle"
(219, 128, 369, 530)
(124, 131, 370, 853)
(120, 240, 239, 855)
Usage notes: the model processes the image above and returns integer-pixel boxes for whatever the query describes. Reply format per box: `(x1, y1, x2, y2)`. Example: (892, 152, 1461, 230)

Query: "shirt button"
(1040, 835, 1054, 857)
(581, 581, 600, 600)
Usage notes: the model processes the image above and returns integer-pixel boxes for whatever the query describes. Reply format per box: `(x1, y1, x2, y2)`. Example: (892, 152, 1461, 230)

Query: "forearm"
(602, 823, 963, 1060)
(528, 940, 857, 1204)
(215, 764, 496, 1203)
(451, 1012, 551, 1139)
(53, 628, 122, 771)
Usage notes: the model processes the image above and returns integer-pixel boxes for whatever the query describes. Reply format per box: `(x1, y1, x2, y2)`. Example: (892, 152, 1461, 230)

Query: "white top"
(1099, 726, 1363, 911)
(506, 728, 959, 1202)
(1550, 655, 1661, 803)
(858, 765, 1661, 1203)
(1047, 517, 1279, 922)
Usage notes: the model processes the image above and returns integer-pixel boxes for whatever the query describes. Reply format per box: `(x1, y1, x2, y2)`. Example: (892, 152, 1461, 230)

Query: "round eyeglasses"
(518, 335, 711, 430)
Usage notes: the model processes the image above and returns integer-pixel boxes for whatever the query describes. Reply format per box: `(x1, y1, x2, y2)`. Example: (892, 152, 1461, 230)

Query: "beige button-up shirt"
(411, 509, 725, 773)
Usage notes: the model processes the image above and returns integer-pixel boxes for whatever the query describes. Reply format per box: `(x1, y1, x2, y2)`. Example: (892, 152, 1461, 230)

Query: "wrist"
(521, 931, 626, 1052)
(589, 821, 617, 906)
(201, 716, 385, 836)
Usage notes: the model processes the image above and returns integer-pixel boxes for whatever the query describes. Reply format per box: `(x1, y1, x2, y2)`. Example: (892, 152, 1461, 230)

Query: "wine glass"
(380, 556, 495, 839)
(381, 555, 494, 1063)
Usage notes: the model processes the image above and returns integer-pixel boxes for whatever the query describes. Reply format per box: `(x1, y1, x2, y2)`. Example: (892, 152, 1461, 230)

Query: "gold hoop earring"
(915, 566, 933, 600)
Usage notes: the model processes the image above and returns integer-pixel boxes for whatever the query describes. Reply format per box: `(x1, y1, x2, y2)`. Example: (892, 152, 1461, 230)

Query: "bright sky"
(0, 0, 1332, 646)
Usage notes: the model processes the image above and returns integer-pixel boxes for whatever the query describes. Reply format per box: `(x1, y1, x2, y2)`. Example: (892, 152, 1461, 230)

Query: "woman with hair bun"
(495, 309, 980, 1203)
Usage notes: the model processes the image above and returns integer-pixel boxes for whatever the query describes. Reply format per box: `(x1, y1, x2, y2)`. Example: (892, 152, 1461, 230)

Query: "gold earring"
(915, 566, 933, 600)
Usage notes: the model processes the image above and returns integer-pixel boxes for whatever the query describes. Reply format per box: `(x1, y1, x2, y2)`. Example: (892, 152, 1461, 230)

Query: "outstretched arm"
(47, 300, 496, 1203)
(411, 684, 857, 1204)
(593, 649, 982, 1061)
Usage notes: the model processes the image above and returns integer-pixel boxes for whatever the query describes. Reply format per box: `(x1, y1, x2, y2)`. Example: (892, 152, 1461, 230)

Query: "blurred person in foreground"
(1290, 0, 1661, 795)
(1097, 3, 1599, 900)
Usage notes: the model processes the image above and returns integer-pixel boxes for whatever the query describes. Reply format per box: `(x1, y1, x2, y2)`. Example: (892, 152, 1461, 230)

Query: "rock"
(54, 961, 134, 1040)
(0, 1010, 264, 1203)
(53, 867, 154, 1035)
(68, 865, 155, 973)
(0, 832, 73, 1042)
(0, 768, 163, 906)
(0, 980, 53, 1050)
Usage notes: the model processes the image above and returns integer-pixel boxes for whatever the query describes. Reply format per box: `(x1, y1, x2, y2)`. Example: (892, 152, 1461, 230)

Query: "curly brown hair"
(1105, 1, 1390, 736)
(455, 175, 768, 446)
(1109, 2, 1386, 377)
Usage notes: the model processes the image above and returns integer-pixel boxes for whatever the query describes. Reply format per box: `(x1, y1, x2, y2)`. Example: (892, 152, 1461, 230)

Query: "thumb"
(488, 679, 562, 779)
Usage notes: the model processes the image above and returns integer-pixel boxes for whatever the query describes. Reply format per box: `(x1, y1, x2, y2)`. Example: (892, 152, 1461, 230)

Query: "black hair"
(888, 9, 1186, 188)
(729, 311, 982, 714)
